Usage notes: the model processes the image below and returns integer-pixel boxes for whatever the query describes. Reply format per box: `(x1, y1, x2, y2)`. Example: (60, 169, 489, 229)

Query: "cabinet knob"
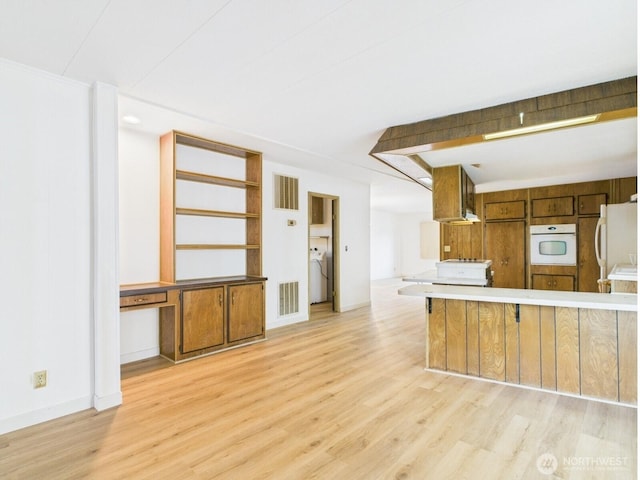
(218, 294, 223, 306)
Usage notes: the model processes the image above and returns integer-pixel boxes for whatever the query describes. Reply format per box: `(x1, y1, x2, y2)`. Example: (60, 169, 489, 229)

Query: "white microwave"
(530, 224, 577, 266)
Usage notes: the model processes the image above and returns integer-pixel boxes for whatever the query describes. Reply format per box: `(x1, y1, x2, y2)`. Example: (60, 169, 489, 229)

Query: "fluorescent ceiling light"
(418, 177, 433, 186)
(483, 114, 601, 141)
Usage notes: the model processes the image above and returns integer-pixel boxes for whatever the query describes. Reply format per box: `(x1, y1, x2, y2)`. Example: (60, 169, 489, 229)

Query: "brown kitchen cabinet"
(578, 193, 607, 215)
(611, 176, 637, 204)
(531, 196, 574, 218)
(577, 216, 600, 292)
(432, 165, 475, 222)
(181, 287, 225, 353)
(228, 282, 265, 343)
(484, 200, 526, 221)
(532, 274, 574, 291)
(484, 221, 526, 288)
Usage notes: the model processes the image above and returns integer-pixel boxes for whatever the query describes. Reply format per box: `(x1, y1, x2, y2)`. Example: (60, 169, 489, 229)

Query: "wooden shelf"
(174, 131, 260, 159)
(176, 244, 261, 250)
(176, 170, 260, 189)
(176, 207, 259, 219)
(160, 130, 263, 282)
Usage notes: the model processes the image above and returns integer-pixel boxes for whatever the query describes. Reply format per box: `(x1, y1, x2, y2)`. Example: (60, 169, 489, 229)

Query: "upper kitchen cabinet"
(159, 131, 262, 282)
(531, 196, 574, 218)
(578, 193, 607, 216)
(611, 176, 637, 204)
(432, 165, 476, 223)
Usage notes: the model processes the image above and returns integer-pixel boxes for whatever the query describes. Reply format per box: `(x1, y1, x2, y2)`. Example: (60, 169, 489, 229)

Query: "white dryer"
(310, 249, 327, 303)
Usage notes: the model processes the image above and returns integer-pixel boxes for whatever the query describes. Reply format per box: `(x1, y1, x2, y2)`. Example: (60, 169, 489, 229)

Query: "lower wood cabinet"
(179, 281, 265, 359)
(228, 283, 265, 342)
(181, 287, 225, 353)
(532, 274, 574, 291)
(122, 278, 266, 363)
(426, 298, 636, 405)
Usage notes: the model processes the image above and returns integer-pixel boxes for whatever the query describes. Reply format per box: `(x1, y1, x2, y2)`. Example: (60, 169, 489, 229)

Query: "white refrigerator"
(595, 202, 637, 282)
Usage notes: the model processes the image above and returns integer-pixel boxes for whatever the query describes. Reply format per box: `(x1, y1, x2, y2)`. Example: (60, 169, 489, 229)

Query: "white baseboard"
(339, 300, 371, 312)
(93, 391, 123, 411)
(0, 396, 93, 435)
(120, 347, 159, 365)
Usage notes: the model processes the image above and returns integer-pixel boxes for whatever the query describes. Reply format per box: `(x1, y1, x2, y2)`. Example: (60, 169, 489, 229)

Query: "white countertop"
(403, 270, 490, 286)
(399, 284, 637, 312)
(608, 263, 638, 281)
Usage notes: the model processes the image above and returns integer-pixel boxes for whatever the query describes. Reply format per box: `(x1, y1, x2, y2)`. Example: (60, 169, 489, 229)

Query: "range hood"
(448, 210, 480, 225)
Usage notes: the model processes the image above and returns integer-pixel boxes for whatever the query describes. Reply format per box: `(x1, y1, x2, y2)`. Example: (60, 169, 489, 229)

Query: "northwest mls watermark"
(536, 453, 631, 475)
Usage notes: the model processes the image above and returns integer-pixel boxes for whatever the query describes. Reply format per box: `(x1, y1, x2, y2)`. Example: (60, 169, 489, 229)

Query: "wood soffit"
(370, 76, 637, 156)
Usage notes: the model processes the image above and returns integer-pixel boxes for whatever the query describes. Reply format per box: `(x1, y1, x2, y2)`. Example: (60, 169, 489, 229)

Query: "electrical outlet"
(34, 370, 47, 389)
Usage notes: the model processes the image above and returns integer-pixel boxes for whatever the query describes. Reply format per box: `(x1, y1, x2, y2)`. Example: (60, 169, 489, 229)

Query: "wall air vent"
(274, 174, 299, 210)
(278, 281, 299, 316)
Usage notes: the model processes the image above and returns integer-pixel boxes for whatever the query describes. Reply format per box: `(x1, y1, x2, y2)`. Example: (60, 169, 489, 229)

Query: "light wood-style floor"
(1, 279, 636, 479)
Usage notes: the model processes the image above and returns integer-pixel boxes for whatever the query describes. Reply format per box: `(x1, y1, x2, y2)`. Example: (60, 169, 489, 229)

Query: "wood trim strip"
(370, 77, 637, 155)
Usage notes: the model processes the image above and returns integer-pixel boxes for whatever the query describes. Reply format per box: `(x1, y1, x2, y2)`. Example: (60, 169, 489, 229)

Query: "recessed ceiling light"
(122, 115, 141, 125)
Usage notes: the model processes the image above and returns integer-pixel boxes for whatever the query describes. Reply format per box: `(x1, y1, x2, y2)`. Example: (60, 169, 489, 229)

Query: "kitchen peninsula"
(400, 283, 637, 405)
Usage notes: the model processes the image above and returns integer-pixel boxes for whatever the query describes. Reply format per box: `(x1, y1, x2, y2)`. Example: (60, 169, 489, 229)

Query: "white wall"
(118, 128, 161, 363)
(0, 61, 94, 433)
(370, 210, 402, 279)
(264, 160, 371, 328)
(370, 210, 439, 279)
(118, 128, 372, 357)
(398, 213, 440, 276)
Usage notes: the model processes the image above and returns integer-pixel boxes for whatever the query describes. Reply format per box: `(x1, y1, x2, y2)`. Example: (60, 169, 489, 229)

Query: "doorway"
(308, 193, 340, 315)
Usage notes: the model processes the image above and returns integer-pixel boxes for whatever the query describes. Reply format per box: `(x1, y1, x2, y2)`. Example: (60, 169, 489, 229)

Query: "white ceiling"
(0, 0, 637, 212)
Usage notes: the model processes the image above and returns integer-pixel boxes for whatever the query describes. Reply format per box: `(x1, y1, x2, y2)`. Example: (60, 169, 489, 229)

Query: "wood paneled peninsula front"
(399, 284, 637, 406)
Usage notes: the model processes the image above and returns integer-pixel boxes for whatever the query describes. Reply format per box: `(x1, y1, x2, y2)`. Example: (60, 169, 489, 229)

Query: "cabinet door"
(531, 196, 574, 217)
(465, 171, 475, 214)
(433, 165, 463, 221)
(484, 200, 526, 221)
(578, 193, 606, 215)
(552, 275, 575, 291)
(532, 274, 574, 291)
(228, 283, 264, 342)
(181, 287, 224, 353)
(532, 274, 554, 290)
(577, 216, 599, 292)
(485, 221, 526, 288)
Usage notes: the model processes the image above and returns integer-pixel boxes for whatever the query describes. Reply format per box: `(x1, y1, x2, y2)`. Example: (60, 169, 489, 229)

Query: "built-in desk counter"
(120, 276, 267, 363)
(400, 284, 637, 405)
